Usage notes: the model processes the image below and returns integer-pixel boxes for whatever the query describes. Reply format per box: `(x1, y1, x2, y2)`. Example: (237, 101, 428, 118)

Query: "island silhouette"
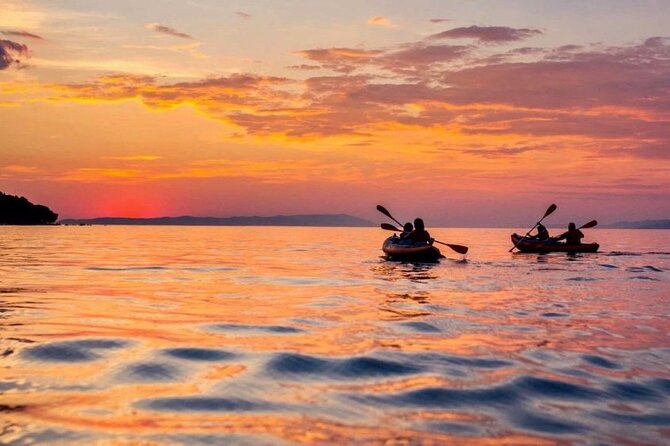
(0, 192, 58, 224)
(59, 214, 374, 227)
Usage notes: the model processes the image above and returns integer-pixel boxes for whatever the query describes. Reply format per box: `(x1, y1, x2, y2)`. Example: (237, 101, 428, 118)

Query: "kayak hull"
(382, 236, 443, 262)
(511, 233, 599, 253)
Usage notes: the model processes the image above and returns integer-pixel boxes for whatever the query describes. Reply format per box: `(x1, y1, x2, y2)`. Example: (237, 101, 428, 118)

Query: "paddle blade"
(376, 205, 392, 218)
(376, 204, 403, 226)
(543, 203, 558, 218)
(580, 220, 598, 229)
(381, 223, 401, 231)
(433, 240, 469, 255)
(447, 244, 469, 255)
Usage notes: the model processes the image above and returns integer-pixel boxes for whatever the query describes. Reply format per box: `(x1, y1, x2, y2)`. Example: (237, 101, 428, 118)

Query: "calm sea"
(1, 226, 669, 445)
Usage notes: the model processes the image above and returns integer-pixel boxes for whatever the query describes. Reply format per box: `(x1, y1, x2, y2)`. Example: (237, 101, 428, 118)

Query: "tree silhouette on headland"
(0, 192, 58, 224)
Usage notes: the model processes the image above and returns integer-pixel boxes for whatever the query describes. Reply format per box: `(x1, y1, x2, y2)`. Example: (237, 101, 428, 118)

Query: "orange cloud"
(54, 159, 366, 185)
(1, 164, 39, 175)
(41, 35, 670, 163)
(368, 16, 394, 27)
(102, 155, 163, 161)
(57, 168, 144, 182)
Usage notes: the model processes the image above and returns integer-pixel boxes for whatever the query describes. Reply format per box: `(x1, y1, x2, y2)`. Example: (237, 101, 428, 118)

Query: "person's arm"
(553, 231, 568, 241)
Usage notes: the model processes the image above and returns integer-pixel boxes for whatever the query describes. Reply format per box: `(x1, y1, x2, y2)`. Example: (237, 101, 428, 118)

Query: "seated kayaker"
(400, 222, 414, 239)
(409, 218, 434, 245)
(533, 223, 550, 241)
(554, 222, 584, 245)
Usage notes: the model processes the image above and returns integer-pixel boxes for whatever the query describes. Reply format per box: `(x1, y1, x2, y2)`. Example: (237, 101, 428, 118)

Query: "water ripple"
(206, 323, 303, 334)
(265, 353, 421, 380)
(140, 396, 274, 412)
(581, 354, 621, 369)
(3, 226, 669, 444)
(161, 347, 236, 361)
(22, 339, 129, 363)
(117, 362, 182, 382)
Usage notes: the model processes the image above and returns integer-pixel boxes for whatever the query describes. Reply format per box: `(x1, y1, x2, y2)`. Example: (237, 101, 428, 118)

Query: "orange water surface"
(1, 226, 669, 445)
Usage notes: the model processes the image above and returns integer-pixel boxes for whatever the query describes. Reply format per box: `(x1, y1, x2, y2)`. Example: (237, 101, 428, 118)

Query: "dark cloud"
(429, 25, 542, 42)
(235, 11, 252, 19)
(145, 23, 192, 39)
(429, 19, 452, 24)
(0, 39, 30, 70)
(2, 30, 44, 40)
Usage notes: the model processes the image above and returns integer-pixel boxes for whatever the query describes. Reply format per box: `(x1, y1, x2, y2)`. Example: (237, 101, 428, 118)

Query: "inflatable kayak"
(382, 236, 443, 262)
(511, 233, 599, 253)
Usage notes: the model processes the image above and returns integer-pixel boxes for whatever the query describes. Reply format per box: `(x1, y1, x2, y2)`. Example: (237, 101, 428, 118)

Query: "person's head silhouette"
(414, 218, 425, 231)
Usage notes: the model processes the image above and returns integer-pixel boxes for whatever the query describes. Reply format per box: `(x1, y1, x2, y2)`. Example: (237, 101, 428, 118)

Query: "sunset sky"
(1, 0, 669, 226)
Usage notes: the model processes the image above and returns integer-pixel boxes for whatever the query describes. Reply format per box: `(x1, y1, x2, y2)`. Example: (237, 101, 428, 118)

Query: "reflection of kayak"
(511, 233, 599, 253)
(382, 236, 443, 262)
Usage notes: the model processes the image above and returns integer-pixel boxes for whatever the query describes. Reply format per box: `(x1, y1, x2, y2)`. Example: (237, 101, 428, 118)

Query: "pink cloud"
(294, 47, 381, 73)
(381, 43, 471, 70)
(442, 39, 670, 111)
(429, 25, 542, 42)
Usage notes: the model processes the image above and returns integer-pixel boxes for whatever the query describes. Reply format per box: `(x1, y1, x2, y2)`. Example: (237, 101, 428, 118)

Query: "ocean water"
(1, 226, 669, 445)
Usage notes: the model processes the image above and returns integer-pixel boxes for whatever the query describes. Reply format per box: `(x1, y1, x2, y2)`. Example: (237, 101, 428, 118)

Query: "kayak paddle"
(509, 203, 557, 252)
(376, 205, 403, 227)
(579, 220, 598, 229)
(548, 219, 599, 242)
(380, 223, 469, 255)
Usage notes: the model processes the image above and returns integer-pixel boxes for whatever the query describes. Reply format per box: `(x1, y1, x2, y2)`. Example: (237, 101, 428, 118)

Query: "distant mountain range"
(604, 219, 670, 229)
(59, 214, 375, 227)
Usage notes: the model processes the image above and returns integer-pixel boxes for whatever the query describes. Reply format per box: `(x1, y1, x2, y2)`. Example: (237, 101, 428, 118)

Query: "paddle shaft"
(509, 204, 557, 252)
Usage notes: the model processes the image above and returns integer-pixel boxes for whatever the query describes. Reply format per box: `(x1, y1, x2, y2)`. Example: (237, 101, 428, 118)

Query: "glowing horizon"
(1, 0, 669, 226)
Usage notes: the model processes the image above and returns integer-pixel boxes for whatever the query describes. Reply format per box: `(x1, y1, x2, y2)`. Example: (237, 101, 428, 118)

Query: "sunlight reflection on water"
(1, 226, 669, 444)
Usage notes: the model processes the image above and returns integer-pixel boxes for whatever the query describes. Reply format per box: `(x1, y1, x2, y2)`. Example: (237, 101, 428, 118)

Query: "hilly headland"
(0, 192, 58, 224)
